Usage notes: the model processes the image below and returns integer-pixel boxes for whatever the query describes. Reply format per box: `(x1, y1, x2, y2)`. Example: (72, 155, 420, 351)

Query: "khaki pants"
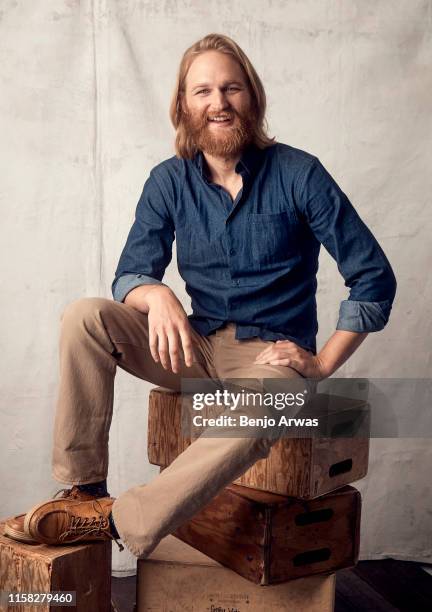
(51, 297, 306, 558)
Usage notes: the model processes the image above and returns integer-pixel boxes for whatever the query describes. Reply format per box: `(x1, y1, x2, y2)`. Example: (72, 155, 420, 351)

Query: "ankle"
(76, 479, 108, 497)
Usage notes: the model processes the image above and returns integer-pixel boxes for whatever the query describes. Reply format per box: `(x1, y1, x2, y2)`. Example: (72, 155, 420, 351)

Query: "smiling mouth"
(207, 115, 233, 124)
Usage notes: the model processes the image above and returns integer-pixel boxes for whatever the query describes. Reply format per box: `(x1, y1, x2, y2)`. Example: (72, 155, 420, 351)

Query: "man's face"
(182, 50, 257, 158)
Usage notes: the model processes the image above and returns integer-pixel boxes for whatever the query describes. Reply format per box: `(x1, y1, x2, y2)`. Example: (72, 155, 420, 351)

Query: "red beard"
(182, 105, 257, 157)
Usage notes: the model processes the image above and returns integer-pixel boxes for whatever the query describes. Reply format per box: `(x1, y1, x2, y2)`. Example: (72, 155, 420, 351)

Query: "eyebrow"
(191, 81, 244, 91)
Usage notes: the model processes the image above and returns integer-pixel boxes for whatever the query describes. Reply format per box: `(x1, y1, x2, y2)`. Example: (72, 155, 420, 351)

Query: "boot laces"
(53, 486, 88, 500)
(53, 486, 109, 500)
(58, 498, 124, 552)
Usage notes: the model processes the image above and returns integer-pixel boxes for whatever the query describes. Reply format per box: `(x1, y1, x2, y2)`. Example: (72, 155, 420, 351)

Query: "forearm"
(316, 329, 369, 378)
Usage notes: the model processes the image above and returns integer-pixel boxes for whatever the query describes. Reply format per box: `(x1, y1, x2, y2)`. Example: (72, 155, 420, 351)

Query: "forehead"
(185, 51, 247, 88)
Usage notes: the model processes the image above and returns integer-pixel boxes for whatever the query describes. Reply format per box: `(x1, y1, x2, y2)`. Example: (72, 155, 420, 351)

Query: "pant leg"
(111, 323, 309, 558)
(51, 297, 217, 485)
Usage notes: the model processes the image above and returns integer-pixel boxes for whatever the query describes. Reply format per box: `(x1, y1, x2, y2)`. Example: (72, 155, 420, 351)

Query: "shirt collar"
(193, 142, 265, 183)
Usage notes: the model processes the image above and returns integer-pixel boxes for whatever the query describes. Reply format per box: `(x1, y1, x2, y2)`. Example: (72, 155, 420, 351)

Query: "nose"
(209, 88, 230, 112)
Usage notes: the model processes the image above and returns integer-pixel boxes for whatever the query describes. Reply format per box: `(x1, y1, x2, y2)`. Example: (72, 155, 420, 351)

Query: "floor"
(111, 559, 432, 611)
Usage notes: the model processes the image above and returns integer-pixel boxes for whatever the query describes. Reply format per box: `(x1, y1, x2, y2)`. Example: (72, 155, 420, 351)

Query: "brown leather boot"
(4, 486, 111, 545)
(24, 496, 123, 551)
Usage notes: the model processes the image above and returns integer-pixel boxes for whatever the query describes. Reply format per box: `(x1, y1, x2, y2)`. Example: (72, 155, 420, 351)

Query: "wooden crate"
(170, 481, 361, 585)
(0, 518, 112, 611)
(137, 534, 336, 611)
(148, 386, 370, 498)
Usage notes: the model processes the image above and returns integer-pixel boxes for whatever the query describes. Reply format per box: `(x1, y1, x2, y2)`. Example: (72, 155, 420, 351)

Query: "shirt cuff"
(336, 299, 392, 333)
(112, 274, 165, 303)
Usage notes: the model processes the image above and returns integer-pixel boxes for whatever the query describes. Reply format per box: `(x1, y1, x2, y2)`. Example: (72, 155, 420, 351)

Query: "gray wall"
(0, 0, 431, 573)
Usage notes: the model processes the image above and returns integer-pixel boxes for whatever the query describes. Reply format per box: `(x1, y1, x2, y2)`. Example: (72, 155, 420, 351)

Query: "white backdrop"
(1, 1, 431, 574)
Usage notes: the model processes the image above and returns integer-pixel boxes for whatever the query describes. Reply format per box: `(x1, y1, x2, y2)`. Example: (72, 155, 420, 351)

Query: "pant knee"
(61, 297, 107, 321)
(59, 297, 120, 359)
(60, 297, 114, 334)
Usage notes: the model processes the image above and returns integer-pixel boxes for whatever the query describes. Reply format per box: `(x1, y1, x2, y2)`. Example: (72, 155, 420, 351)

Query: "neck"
(202, 150, 244, 184)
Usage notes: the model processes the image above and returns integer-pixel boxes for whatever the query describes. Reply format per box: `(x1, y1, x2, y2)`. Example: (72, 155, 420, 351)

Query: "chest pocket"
(247, 210, 300, 269)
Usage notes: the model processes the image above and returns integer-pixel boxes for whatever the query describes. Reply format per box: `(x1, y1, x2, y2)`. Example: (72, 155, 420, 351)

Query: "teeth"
(209, 116, 231, 122)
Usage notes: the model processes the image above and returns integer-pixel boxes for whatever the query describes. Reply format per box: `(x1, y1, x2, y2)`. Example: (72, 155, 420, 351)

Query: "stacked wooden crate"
(0, 520, 112, 611)
(136, 534, 336, 611)
(137, 386, 370, 610)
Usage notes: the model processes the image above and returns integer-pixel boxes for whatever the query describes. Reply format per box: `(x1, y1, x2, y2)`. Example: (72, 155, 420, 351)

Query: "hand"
(253, 340, 327, 380)
(126, 285, 197, 373)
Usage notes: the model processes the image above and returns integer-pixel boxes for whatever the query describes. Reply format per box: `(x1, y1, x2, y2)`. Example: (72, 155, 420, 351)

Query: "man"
(6, 34, 396, 557)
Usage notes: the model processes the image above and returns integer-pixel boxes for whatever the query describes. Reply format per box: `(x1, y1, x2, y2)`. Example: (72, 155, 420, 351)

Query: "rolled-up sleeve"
(296, 157, 397, 332)
(112, 171, 175, 302)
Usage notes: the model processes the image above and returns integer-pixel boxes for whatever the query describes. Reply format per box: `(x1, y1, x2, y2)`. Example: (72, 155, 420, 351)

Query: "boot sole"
(4, 523, 37, 544)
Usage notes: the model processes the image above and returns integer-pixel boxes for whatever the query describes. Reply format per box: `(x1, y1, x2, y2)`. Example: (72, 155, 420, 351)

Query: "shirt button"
(229, 248, 236, 255)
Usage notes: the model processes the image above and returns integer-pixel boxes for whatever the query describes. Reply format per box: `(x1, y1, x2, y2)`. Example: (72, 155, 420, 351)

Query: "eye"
(227, 86, 240, 92)
(196, 88, 210, 95)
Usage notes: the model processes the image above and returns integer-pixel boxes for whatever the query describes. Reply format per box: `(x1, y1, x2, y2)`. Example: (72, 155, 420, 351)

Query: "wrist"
(145, 284, 172, 301)
(124, 283, 171, 310)
(314, 354, 333, 380)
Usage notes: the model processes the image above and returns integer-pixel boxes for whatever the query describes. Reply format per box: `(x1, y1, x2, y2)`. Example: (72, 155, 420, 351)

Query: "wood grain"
(0, 519, 111, 611)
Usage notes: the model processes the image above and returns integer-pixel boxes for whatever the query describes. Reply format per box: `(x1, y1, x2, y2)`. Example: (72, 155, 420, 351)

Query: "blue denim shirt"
(112, 142, 396, 354)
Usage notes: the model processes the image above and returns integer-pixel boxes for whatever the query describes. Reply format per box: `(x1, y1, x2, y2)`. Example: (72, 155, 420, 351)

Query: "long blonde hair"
(169, 33, 275, 159)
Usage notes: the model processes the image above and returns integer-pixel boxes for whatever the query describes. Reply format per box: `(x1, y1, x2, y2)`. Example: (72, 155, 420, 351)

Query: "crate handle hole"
(293, 548, 331, 566)
(329, 458, 353, 477)
(330, 421, 357, 437)
(295, 508, 333, 526)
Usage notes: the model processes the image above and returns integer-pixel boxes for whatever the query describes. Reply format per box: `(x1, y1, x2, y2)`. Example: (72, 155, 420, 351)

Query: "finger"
(256, 339, 294, 357)
(269, 358, 303, 375)
(254, 346, 274, 361)
(255, 345, 293, 363)
(268, 358, 292, 365)
(166, 330, 182, 374)
(254, 340, 277, 360)
(148, 328, 160, 363)
(178, 327, 196, 368)
(275, 339, 299, 348)
(253, 357, 293, 367)
(255, 346, 298, 364)
(157, 332, 170, 370)
(254, 352, 277, 363)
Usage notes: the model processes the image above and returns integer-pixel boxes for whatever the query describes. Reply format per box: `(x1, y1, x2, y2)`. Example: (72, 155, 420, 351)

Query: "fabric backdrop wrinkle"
(0, 0, 431, 574)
